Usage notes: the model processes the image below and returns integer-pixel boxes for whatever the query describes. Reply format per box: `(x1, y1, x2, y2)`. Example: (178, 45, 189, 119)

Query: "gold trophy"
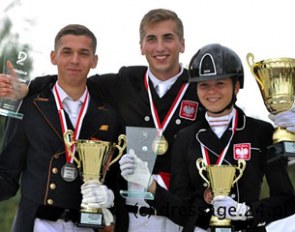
(196, 158, 246, 232)
(63, 130, 127, 228)
(247, 53, 295, 161)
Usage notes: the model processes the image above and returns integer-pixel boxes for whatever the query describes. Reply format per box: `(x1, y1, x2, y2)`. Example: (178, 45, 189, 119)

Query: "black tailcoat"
(150, 107, 295, 232)
(0, 80, 124, 231)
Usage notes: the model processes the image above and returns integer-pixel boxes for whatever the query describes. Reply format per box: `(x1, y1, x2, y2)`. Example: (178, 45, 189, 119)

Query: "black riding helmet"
(188, 43, 244, 114)
(188, 43, 244, 88)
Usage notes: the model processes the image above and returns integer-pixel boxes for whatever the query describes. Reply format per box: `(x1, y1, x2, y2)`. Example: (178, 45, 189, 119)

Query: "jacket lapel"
(33, 88, 63, 141)
(197, 121, 225, 156)
(138, 70, 151, 106)
(78, 98, 108, 139)
(33, 88, 105, 142)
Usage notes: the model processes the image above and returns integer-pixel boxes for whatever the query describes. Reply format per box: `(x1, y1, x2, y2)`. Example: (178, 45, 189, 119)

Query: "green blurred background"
(0, 117, 20, 231)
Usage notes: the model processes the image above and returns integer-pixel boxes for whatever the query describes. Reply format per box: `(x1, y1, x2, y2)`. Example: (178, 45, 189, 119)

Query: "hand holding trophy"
(63, 130, 127, 228)
(196, 158, 246, 232)
(120, 149, 153, 188)
(247, 53, 295, 161)
(119, 127, 158, 200)
(0, 44, 33, 119)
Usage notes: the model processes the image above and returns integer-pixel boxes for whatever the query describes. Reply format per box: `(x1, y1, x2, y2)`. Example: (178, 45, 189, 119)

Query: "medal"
(152, 135, 168, 155)
(61, 163, 78, 182)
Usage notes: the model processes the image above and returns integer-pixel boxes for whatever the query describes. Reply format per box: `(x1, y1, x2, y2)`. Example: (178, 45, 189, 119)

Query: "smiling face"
(197, 77, 240, 117)
(50, 34, 98, 88)
(140, 19, 185, 81)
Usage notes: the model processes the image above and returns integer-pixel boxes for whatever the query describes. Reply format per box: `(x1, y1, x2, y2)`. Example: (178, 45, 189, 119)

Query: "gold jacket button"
(52, 168, 58, 174)
(47, 199, 54, 205)
(49, 183, 56, 190)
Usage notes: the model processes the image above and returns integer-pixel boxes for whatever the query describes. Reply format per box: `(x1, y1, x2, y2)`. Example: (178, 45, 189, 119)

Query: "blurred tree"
(0, 1, 34, 231)
(0, 0, 35, 140)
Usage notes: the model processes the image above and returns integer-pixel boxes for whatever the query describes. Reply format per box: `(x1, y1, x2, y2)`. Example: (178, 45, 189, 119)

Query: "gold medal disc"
(152, 136, 168, 155)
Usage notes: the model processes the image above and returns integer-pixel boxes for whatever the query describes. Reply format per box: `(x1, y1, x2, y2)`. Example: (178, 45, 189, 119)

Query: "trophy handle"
(109, 134, 127, 167)
(63, 130, 81, 167)
(232, 159, 246, 186)
(196, 158, 210, 186)
(246, 53, 265, 90)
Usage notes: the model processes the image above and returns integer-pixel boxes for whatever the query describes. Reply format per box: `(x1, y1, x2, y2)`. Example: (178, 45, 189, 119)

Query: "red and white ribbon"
(53, 83, 90, 163)
(201, 108, 238, 165)
(144, 72, 189, 136)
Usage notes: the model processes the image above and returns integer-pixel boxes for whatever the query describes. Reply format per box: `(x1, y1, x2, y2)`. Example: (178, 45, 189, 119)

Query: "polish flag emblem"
(234, 143, 251, 160)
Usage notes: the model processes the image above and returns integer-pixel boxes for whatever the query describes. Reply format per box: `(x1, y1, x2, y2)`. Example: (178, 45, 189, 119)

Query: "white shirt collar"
(54, 81, 87, 104)
(147, 63, 184, 89)
(205, 108, 236, 138)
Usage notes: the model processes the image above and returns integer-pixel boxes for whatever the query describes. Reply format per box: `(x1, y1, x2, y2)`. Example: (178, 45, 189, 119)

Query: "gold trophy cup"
(196, 158, 246, 232)
(247, 53, 295, 161)
(64, 130, 127, 228)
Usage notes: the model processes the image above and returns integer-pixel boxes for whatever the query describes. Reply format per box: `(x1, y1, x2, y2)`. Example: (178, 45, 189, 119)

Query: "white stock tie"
(64, 100, 82, 127)
(156, 83, 168, 98)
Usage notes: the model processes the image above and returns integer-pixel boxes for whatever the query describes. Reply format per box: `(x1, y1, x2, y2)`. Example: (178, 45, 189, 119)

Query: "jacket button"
(52, 168, 59, 174)
(47, 199, 54, 205)
(50, 183, 56, 190)
(175, 119, 181, 125)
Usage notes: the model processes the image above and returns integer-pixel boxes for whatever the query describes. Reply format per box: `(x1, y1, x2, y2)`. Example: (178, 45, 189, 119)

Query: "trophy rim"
(207, 164, 235, 168)
(75, 139, 116, 146)
(253, 57, 295, 66)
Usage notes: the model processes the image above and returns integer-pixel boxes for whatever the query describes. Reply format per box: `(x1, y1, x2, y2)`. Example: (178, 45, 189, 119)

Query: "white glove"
(101, 208, 114, 226)
(193, 227, 208, 232)
(212, 196, 252, 221)
(269, 110, 295, 133)
(119, 149, 152, 188)
(81, 180, 114, 209)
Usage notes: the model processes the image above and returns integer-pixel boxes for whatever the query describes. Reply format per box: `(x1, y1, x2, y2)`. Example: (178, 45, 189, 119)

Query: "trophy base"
(77, 211, 104, 229)
(210, 226, 234, 232)
(267, 141, 295, 162)
(0, 108, 23, 120)
(120, 190, 154, 200)
(210, 216, 233, 232)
